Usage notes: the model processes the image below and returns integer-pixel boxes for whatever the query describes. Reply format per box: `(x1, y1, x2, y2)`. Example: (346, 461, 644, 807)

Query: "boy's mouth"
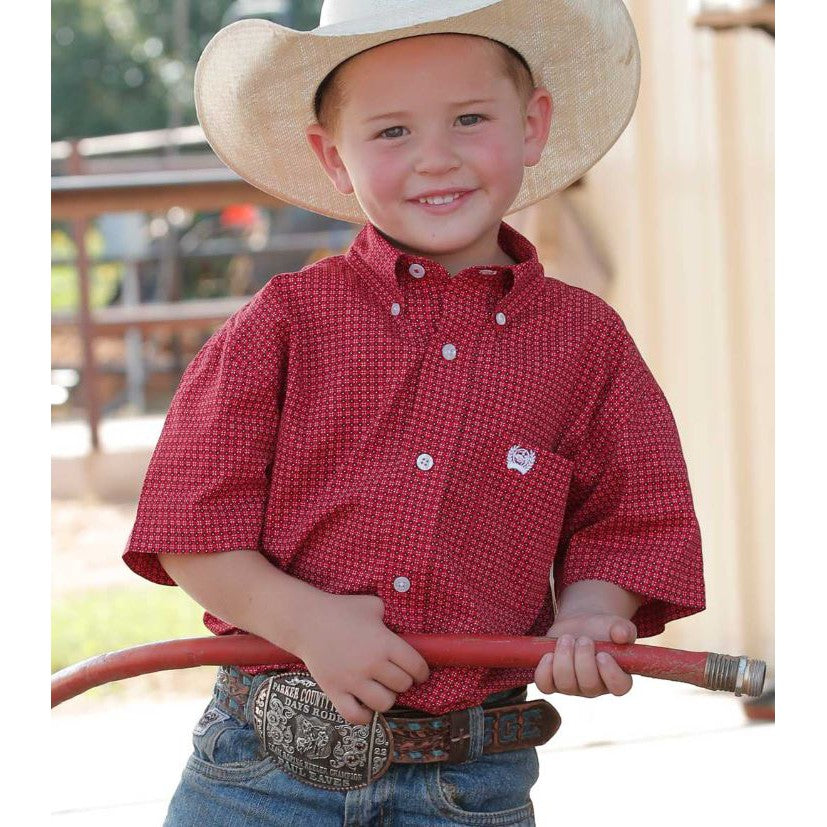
(408, 189, 476, 213)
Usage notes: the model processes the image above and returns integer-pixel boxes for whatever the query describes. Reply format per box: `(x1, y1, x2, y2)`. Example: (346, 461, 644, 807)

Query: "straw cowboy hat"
(195, 0, 641, 225)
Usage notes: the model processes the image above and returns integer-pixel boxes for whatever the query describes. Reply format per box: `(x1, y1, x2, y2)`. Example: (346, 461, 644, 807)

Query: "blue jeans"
(165, 680, 539, 826)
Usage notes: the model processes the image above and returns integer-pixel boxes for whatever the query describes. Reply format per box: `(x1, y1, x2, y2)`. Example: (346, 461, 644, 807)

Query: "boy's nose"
(413, 135, 461, 176)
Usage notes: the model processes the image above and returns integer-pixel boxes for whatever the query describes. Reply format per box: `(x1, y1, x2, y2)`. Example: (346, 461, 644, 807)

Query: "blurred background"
(51, 0, 774, 822)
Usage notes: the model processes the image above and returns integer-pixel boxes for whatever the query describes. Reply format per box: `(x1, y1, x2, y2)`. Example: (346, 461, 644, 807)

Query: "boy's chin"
(383, 226, 484, 256)
(378, 212, 492, 241)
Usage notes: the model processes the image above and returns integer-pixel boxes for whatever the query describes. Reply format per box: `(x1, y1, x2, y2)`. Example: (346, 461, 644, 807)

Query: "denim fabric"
(165, 683, 539, 827)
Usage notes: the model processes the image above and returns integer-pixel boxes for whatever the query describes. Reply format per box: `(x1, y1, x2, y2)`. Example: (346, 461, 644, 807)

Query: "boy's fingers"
(375, 660, 416, 694)
(359, 679, 398, 714)
(392, 640, 430, 685)
(534, 653, 556, 694)
(573, 637, 606, 697)
(595, 652, 633, 696)
(335, 692, 374, 726)
(609, 619, 637, 644)
(551, 635, 579, 694)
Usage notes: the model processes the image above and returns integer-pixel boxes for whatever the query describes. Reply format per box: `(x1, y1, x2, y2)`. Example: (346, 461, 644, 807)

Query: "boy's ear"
(305, 124, 354, 195)
(522, 87, 553, 168)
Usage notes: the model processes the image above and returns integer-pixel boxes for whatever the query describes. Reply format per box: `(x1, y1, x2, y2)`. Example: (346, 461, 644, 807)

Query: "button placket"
(396, 269, 482, 603)
(438, 282, 488, 367)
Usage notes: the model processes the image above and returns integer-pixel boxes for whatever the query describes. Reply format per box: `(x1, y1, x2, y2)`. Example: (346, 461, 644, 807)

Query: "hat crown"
(319, 0, 500, 28)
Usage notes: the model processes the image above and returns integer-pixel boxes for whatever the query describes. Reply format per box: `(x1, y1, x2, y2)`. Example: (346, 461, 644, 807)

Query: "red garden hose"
(51, 633, 766, 707)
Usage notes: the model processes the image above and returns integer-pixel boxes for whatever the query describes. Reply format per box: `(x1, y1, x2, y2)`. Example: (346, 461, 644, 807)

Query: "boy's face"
(306, 34, 552, 272)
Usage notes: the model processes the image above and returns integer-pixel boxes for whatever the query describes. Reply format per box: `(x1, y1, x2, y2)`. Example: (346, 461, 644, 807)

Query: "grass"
(52, 584, 206, 674)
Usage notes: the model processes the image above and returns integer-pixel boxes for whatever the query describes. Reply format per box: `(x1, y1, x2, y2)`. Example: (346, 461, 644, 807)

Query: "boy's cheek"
(347, 163, 401, 206)
(367, 165, 405, 198)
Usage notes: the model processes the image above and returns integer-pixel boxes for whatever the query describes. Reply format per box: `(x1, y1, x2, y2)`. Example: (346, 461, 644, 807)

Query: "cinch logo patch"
(506, 445, 536, 475)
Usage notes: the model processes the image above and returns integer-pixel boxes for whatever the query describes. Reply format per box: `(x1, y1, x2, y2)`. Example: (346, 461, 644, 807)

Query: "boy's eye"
(378, 115, 485, 139)
(379, 126, 406, 139)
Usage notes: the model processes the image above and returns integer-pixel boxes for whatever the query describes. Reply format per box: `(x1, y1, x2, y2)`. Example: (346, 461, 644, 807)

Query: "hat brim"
(195, 0, 640, 224)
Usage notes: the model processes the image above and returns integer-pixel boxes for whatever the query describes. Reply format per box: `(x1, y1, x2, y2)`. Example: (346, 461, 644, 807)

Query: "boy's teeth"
(419, 193, 460, 205)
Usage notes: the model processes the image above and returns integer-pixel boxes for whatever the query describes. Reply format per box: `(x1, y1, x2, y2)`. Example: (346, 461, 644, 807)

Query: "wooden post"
(68, 142, 101, 452)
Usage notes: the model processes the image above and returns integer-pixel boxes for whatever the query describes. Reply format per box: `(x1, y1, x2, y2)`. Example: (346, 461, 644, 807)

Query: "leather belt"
(213, 665, 560, 790)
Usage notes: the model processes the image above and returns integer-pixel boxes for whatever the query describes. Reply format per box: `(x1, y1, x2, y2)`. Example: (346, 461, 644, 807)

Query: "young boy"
(123, 1, 705, 824)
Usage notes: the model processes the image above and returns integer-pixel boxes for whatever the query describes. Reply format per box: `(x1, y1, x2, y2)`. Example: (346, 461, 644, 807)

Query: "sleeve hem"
(555, 568, 706, 638)
(122, 550, 177, 587)
(122, 535, 266, 587)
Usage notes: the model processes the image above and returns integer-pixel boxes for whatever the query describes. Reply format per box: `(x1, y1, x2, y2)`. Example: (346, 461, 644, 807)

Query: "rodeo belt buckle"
(251, 671, 394, 792)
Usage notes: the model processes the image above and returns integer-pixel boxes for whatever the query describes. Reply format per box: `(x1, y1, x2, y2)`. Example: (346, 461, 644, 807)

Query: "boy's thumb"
(609, 619, 636, 644)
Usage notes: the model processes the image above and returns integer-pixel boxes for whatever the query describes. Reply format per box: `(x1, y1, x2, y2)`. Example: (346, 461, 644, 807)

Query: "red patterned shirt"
(124, 221, 705, 714)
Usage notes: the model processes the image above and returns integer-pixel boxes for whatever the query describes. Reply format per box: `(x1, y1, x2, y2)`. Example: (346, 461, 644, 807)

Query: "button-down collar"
(346, 221, 545, 323)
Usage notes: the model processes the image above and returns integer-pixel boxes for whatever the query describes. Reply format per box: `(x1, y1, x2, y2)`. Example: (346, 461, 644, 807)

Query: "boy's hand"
(533, 613, 637, 698)
(292, 592, 430, 726)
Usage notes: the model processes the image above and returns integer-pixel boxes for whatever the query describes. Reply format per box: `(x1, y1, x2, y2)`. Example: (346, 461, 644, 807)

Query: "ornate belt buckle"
(251, 671, 394, 791)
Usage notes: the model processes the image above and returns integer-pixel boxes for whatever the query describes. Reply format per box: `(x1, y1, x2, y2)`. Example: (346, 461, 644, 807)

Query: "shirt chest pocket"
(450, 441, 574, 629)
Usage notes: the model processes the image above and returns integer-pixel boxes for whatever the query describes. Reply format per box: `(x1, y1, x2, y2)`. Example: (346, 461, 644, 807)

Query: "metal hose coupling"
(704, 653, 766, 697)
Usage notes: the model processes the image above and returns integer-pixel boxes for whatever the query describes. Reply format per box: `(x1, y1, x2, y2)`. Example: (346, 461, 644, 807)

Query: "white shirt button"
(408, 263, 426, 278)
(390, 302, 401, 316)
(393, 576, 411, 593)
(495, 312, 507, 325)
(416, 453, 434, 471)
(441, 343, 457, 361)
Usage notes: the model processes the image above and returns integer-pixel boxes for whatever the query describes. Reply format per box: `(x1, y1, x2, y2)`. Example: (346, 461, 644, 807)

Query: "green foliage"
(52, 0, 325, 141)
(50, 227, 122, 312)
(52, 0, 174, 140)
(51, 263, 123, 313)
(51, 584, 206, 673)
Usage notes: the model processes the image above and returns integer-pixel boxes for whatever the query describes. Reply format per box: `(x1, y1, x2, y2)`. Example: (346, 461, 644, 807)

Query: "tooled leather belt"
(213, 665, 561, 791)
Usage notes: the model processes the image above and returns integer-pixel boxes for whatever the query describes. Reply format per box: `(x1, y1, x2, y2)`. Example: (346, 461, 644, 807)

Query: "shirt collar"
(345, 221, 545, 322)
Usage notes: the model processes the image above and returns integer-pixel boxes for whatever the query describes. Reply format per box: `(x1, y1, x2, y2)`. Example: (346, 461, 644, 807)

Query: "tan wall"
(515, 1, 774, 664)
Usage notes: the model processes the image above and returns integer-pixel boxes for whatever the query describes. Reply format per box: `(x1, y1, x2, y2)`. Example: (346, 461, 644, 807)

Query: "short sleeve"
(122, 281, 289, 585)
(555, 311, 705, 637)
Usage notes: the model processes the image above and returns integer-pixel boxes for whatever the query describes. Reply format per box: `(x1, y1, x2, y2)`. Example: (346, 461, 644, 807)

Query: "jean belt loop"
(244, 670, 271, 723)
(464, 704, 486, 762)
